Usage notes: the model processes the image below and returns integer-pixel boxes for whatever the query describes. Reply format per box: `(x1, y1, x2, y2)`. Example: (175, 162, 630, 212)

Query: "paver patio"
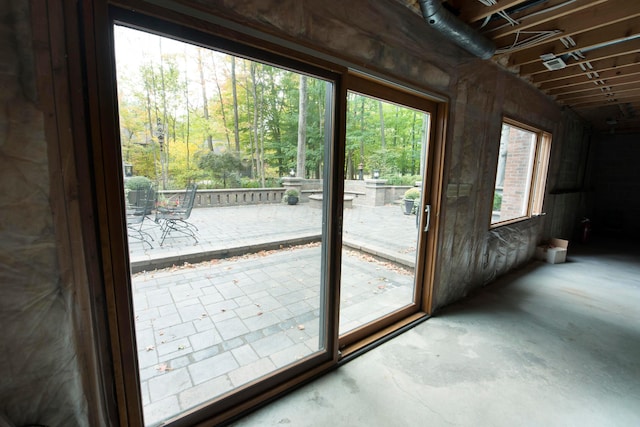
(126, 203, 419, 425)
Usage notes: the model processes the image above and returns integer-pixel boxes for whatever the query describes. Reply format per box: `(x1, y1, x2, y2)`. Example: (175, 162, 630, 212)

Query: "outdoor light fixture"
(373, 170, 380, 179)
(124, 163, 133, 177)
(289, 169, 295, 177)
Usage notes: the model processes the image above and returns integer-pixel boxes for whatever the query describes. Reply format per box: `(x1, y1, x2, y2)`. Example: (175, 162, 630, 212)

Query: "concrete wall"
(0, 0, 592, 425)
(0, 1, 88, 425)
(542, 112, 595, 241)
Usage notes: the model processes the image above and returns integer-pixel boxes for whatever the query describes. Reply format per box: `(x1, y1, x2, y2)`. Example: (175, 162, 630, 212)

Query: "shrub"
(241, 178, 261, 188)
(285, 189, 299, 197)
(386, 175, 421, 186)
(124, 175, 152, 190)
(403, 188, 420, 200)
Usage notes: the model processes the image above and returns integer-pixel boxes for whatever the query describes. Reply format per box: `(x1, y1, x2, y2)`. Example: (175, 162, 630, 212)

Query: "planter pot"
(402, 198, 414, 215)
(287, 196, 299, 205)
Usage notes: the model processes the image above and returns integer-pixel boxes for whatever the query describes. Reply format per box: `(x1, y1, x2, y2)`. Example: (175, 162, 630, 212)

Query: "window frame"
(338, 72, 439, 351)
(490, 117, 552, 228)
(103, 6, 347, 426)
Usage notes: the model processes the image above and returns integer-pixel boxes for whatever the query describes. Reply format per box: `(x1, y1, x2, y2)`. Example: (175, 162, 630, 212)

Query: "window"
(491, 119, 551, 225)
(112, 16, 338, 426)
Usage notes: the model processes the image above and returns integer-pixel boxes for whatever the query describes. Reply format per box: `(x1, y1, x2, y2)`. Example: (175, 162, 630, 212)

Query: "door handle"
(424, 204, 431, 232)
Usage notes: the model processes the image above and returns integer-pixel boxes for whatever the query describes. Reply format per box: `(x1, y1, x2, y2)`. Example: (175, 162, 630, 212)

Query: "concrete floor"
(231, 238, 640, 427)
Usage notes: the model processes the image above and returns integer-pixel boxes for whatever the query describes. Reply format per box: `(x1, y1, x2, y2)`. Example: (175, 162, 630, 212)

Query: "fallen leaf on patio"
(156, 363, 172, 372)
(256, 312, 263, 316)
(200, 313, 208, 318)
(221, 309, 226, 312)
(159, 331, 164, 336)
(178, 344, 186, 350)
(297, 325, 305, 330)
(378, 285, 386, 289)
(233, 279, 239, 284)
(145, 345, 155, 351)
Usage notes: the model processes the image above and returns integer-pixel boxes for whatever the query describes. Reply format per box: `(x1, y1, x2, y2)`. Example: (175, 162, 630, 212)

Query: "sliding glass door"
(339, 76, 437, 347)
(97, 7, 441, 426)
(111, 13, 337, 425)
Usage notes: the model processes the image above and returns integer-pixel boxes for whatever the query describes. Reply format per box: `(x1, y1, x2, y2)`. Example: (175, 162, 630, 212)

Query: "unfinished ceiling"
(398, 0, 640, 133)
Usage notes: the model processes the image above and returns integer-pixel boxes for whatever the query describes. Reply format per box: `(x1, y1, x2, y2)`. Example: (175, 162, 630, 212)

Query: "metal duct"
(418, 0, 496, 60)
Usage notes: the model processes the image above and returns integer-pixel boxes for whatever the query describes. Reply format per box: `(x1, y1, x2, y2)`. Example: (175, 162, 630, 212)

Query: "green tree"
(198, 151, 243, 188)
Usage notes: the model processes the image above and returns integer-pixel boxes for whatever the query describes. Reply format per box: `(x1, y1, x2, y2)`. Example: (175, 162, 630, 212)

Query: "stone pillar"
(364, 178, 387, 206)
(282, 176, 304, 201)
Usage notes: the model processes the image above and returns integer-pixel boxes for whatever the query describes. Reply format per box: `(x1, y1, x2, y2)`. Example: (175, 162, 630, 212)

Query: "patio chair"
(155, 183, 198, 246)
(126, 184, 155, 248)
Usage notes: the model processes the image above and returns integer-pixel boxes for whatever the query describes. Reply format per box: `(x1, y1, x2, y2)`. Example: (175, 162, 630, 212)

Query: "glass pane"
(492, 123, 537, 224)
(339, 91, 429, 335)
(114, 25, 331, 426)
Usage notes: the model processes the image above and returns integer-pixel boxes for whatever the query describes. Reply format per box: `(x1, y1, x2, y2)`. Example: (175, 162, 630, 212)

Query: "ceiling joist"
(397, 0, 640, 132)
(520, 36, 640, 77)
(506, 15, 640, 66)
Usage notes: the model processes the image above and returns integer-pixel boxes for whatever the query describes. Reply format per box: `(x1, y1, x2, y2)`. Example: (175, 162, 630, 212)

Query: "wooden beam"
(546, 72, 640, 96)
(556, 81, 640, 101)
(503, 15, 640, 66)
(531, 51, 640, 84)
(565, 90, 640, 107)
(486, 0, 607, 41)
(459, 0, 531, 23)
(520, 36, 640, 76)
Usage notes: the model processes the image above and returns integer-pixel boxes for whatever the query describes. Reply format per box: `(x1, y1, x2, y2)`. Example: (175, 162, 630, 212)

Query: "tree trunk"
(197, 49, 213, 151)
(210, 51, 231, 149)
(158, 39, 168, 190)
(359, 95, 365, 168)
(258, 75, 266, 187)
(296, 75, 308, 178)
(250, 62, 261, 181)
(231, 56, 241, 153)
(411, 110, 417, 175)
(243, 61, 256, 179)
(378, 100, 386, 149)
(185, 54, 191, 170)
(145, 86, 160, 182)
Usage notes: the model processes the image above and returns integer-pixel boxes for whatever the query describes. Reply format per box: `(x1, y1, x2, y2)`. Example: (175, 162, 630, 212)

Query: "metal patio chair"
(155, 183, 198, 246)
(126, 184, 156, 248)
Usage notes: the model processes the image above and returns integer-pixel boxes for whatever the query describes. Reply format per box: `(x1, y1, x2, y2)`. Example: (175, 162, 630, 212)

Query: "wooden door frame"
(337, 72, 445, 353)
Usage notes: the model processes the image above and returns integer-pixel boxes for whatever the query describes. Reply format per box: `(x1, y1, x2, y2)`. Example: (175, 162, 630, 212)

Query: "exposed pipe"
(418, 0, 496, 60)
